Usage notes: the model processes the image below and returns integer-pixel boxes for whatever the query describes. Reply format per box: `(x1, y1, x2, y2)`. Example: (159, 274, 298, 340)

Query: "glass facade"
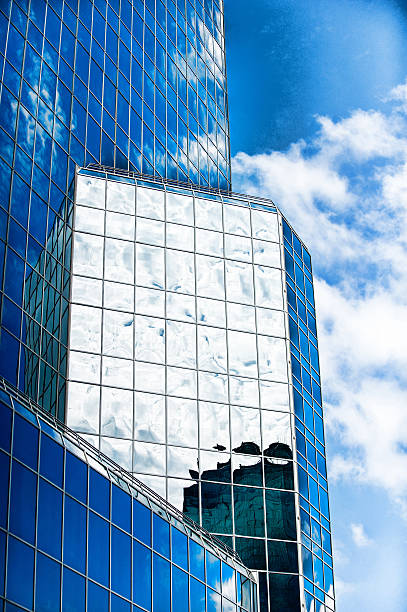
(0, 376, 258, 611)
(0, 0, 230, 419)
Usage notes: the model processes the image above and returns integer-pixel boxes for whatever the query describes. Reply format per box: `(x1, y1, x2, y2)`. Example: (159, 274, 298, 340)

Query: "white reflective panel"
(167, 320, 196, 368)
(104, 281, 134, 312)
(68, 351, 100, 384)
(196, 255, 225, 299)
(133, 441, 166, 475)
(166, 192, 194, 225)
(100, 437, 132, 471)
(136, 217, 165, 246)
(259, 381, 290, 412)
(134, 392, 165, 443)
(134, 315, 165, 364)
(135, 287, 165, 317)
(103, 310, 134, 359)
(106, 210, 134, 240)
(101, 387, 133, 438)
(166, 223, 194, 252)
(258, 336, 288, 382)
(261, 410, 292, 450)
(71, 276, 102, 307)
(70, 304, 101, 353)
(199, 401, 230, 451)
(225, 261, 254, 305)
(228, 330, 257, 378)
(72, 233, 104, 278)
(67, 382, 100, 434)
(137, 187, 164, 220)
(80, 433, 99, 450)
(167, 292, 196, 323)
(167, 446, 199, 478)
(167, 367, 197, 399)
(227, 303, 255, 333)
(257, 308, 285, 337)
(229, 377, 259, 407)
(135, 362, 165, 394)
(224, 234, 252, 263)
(166, 250, 195, 294)
(224, 204, 251, 236)
(231, 406, 261, 452)
(197, 298, 226, 328)
(76, 175, 105, 209)
(197, 326, 227, 373)
(198, 371, 228, 403)
(195, 197, 223, 231)
(196, 228, 224, 257)
(136, 244, 164, 289)
(253, 239, 281, 268)
(251, 209, 279, 242)
(167, 397, 198, 447)
(106, 181, 135, 214)
(104, 238, 134, 284)
(75, 205, 104, 235)
(254, 266, 283, 309)
(102, 356, 133, 389)
(167, 478, 192, 510)
(135, 474, 166, 498)
(200, 450, 230, 479)
(207, 589, 222, 612)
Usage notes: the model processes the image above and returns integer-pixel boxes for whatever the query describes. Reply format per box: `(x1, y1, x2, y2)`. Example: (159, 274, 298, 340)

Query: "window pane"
(62, 567, 85, 612)
(7, 537, 34, 609)
(133, 540, 151, 610)
(153, 554, 170, 612)
(35, 552, 61, 612)
(63, 497, 86, 573)
(88, 512, 109, 586)
(111, 527, 131, 599)
(13, 414, 38, 470)
(10, 461, 37, 544)
(38, 479, 62, 559)
(153, 514, 170, 559)
(172, 566, 188, 612)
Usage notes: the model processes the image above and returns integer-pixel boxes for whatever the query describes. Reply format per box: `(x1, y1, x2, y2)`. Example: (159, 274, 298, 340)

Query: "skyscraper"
(0, 1, 335, 611)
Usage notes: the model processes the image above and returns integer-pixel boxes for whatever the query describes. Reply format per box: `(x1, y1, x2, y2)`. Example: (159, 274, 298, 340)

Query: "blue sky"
(224, 1, 407, 610)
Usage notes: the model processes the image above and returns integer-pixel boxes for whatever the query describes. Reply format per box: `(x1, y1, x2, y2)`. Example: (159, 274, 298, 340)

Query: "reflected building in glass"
(0, 0, 335, 611)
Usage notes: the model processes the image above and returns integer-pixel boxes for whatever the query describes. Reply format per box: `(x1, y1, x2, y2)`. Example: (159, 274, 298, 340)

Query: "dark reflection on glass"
(265, 490, 296, 541)
(267, 541, 298, 573)
(235, 537, 266, 571)
(234, 486, 265, 538)
(268, 573, 301, 612)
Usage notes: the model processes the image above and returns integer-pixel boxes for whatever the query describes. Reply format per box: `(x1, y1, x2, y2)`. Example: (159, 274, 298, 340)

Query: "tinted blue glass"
(39, 433, 63, 487)
(171, 527, 188, 570)
(63, 496, 86, 573)
(9, 460, 36, 543)
(0, 450, 9, 528)
(62, 567, 85, 612)
(65, 451, 87, 503)
(88, 511, 109, 586)
(153, 514, 169, 559)
(35, 552, 61, 612)
(189, 540, 205, 581)
(6, 537, 34, 609)
(0, 529, 5, 597)
(88, 581, 109, 612)
(133, 540, 151, 610)
(153, 554, 170, 612)
(13, 414, 38, 469)
(111, 594, 131, 612)
(37, 478, 62, 559)
(89, 468, 110, 518)
(206, 551, 220, 591)
(111, 526, 131, 599)
(0, 403, 12, 452)
(112, 484, 131, 533)
(172, 566, 188, 612)
(207, 588, 221, 612)
(222, 562, 236, 601)
(133, 499, 151, 546)
(190, 577, 206, 612)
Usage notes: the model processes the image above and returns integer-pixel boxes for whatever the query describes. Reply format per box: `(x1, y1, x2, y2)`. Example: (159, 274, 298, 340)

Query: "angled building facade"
(0, 1, 335, 611)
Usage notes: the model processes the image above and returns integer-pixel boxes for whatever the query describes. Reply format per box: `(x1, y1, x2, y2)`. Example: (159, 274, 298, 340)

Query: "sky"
(224, 1, 407, 610)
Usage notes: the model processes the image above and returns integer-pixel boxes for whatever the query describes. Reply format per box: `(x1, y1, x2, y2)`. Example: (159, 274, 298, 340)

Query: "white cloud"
(232, 80, 407, 512)
(350, 523, 373, 548)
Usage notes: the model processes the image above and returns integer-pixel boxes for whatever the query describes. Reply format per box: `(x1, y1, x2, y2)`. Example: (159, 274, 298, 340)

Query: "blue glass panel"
(222, 562, 236, 601)
(63, 496, 86, 573)
(0, 403, 12, 452)
(88, 511, 109, 587)
(190, 577, 206, 612)
(39, 432, 63, 487)
(111, 594, 131, 612)
(207, 588, 221, 612)
(172, 566, 188, 612)
(35, 552, 61, 612)
(171, 527, 188, 570)
(133, 499, 151, 546)
(112, 484, 131, 533)
(62, 567, 85, 612)
(0, 450, 9, 528)
(0, 530, 5, 597)
(111, 526, 131, 599)
(9, 460, 36, 543)
(37, 478, 62, 559)
(189, 539, 205, 581)
(65, 451, 87, 504)
(133, 539, 151, 610)
(6, 537, 34, 609)
(206, 551, 220, 591)
(89, 467, 110, 518)
(88, 581, 109, 611)
(153, 514, 170, 558)
(153, 554, 170, 612)
(13, 413, 38, 470)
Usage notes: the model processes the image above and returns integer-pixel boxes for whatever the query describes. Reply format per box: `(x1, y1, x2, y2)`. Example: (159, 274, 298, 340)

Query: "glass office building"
(0, 1, 335, 611)
(0, 376, 258, 611)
